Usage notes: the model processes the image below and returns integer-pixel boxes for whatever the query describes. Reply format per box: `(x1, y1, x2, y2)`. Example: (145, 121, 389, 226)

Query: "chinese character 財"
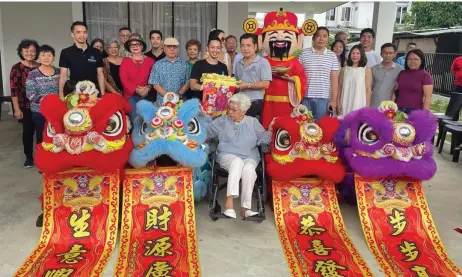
(145, 205, 173, 231)
(299, 214, 326, 236)
(145, 261, 173, 277)
(144, 236, 173, 257)
(69, 208, 91, 238)
(388, 209, 407, 236)
(307, 239, 333, 256)
(399, 240, 419, 262)
(56, 244, 87, 264)
(314, 260, 346, 277)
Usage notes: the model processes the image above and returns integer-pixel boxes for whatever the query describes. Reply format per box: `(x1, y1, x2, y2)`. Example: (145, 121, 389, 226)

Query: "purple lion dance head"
(334, 101, 437, 181)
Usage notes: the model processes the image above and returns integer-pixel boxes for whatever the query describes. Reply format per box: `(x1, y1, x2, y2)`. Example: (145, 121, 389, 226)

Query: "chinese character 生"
(69, 208, 92, 238)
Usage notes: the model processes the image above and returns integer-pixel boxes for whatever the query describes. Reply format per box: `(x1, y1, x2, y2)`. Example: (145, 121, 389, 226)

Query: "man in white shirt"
(360, 28, 382, 68)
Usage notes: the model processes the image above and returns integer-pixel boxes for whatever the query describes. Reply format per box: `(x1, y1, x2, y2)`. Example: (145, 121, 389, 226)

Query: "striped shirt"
(299, 47, 339, 99)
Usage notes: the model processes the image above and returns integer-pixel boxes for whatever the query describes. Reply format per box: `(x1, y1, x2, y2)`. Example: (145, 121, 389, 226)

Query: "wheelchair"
(207, 137, 269, 223)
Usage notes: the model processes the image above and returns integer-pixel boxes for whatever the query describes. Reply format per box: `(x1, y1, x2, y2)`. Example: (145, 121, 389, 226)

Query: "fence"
(397, 52, 462, 97)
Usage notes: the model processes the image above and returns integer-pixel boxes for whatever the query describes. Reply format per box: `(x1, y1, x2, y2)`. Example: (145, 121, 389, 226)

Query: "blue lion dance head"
(129, 93, 211, 200)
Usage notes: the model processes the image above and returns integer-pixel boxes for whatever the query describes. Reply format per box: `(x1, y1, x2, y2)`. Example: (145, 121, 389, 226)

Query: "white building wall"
(0, 2, 74, 96)
(356, 2, 374, 29)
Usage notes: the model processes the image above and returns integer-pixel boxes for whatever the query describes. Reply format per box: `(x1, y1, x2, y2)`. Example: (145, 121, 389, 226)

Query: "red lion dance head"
(36, 81, 133, 174)
(266, 105, 345, 182)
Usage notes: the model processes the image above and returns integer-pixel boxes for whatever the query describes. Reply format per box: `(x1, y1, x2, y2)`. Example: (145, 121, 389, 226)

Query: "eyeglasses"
(408, 58, 421, 62)
(108, 46, 119, 50)
(130, 43, 141, 48)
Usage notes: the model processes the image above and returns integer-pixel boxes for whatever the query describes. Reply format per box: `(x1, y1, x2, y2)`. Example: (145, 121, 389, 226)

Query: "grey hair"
(105, 37, 120, 52)
(229, 93, 251, 112)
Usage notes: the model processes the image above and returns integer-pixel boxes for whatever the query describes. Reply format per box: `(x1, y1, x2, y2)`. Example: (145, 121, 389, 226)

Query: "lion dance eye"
(187, 117, 200, 135)
(358, 123, 379, 145)
(140, 121, 148, 135)
(104, 112, 123, 136)
(275, 129, 291, 151)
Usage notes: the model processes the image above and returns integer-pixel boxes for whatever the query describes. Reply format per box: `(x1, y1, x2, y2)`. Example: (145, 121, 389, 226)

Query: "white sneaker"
(222, 209, 236, 219)
(244, 210, 259, 218)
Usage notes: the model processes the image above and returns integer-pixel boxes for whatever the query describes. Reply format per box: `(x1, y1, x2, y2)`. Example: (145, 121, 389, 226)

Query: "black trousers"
(245, 100, 263, 120)
(32, 112, 46, 144)
(20, 108, 35, 160)
(454, 85, 462, 94)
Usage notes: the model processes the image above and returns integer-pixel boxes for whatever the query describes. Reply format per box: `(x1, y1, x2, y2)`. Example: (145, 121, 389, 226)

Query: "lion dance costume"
(336, 101, 461, 276)
(15, 81, 132, 276)
(243, 9, 318, 129)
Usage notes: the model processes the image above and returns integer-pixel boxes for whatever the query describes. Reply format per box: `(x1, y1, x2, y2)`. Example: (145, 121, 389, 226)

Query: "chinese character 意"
(388, 209, 407, 236)
(410, 265, 432, 277)
(307, 239, 333, 256)
(69, 208, 91, 238)
(144, 236, 173, 257)
(44, 269, 74, 277)
(299, 214, 326, 236)
(314, 260, 346, 277)
(56, 244, 87, 264)
(399, 240, 419, 262)
(145, 261, 173, 277)
(145, 205, 173, 231)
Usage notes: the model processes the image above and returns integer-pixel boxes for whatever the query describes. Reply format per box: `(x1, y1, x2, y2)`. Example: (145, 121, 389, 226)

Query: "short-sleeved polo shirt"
(234, 55, 272, 101)
(59, 44, 103, 85)
(371, 62, 403, 107)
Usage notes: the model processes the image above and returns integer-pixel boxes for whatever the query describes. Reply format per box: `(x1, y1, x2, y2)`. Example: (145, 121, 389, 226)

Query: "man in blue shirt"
(396, 42, 417, 68)
(149, 37, 190, 106)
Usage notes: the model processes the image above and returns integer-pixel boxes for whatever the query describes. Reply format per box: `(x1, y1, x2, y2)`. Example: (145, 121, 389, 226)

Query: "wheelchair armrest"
(260, 143, 270, 154)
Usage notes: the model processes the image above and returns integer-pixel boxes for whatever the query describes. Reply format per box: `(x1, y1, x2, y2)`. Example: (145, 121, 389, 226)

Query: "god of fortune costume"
(243, 10, 318, 129)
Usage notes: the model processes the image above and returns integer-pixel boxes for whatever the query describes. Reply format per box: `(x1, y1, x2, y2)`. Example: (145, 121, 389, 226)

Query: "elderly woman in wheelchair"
(206, 93, 271, 219)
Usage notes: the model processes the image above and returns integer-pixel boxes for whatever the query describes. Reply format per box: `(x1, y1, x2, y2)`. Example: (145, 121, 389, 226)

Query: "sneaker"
(24, 158, 34, 168)
(36, 213, 43, 227)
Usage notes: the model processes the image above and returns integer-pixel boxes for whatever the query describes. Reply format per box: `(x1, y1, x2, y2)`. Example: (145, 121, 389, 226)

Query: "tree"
(409, 2, 462, 29)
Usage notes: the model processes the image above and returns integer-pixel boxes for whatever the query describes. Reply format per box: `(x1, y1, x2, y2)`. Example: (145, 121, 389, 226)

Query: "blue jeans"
(301, 98, 329, 121)
(31, 112, 45, 144)
(398, 107, 418, 114)
(128, 95, 142, 120)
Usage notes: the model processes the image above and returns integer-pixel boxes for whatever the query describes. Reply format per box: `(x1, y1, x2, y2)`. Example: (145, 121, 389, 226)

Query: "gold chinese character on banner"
(44, 269, 74, 277)
(144, 236, 173, 257)
(145, 261, 173, 277)
(69, 208, 92, 238)
(56, 243, 87, 264)
(145, 205, 173, 231)
(299, 214, 325, 236)
(399, 240, 419, 262)
(410, 265, 432, 277)
(314, 260, 346, 277)
(307, 239, 333, 256)
(388, 209, 407, 236)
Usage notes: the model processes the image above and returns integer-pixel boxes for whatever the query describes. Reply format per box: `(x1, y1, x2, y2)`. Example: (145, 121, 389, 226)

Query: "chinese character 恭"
(44, 268, 74, 277)
(314, 260, 346, 277)
(145, 261, 173, 277)
(69, 208, 91, 238)
(299, 214, 326, 236)
(144, 236, 173, 257)
(56, 244, 87, 264)
(410, 265, 432, 277)
(307, 239, 333, 256)
(388, 209, 407, 236)
(145, 205, 172, 231)
(399, 240, 419, 262)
